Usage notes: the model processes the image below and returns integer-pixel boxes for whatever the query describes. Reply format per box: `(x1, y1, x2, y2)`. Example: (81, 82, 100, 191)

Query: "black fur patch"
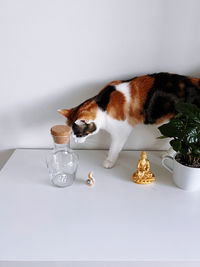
(144, 73, 200, 124)
(72, 121, 96, 137)
(95, 85, 115, 111)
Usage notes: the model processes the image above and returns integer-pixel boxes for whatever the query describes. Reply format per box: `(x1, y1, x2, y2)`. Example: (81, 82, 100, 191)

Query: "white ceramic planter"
(162, 154, 200, 191)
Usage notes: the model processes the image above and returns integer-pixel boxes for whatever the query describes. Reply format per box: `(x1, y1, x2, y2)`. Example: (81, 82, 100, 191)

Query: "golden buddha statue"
(132, 151, 155, 184)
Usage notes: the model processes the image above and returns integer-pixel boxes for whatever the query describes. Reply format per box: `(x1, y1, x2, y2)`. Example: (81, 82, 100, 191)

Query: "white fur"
(115, 82, 131, 103)
(99, 85, 133, 167)
(72, 134, 87, 143)
(75, 120, 85, 126)
(101, 115, 133, 168)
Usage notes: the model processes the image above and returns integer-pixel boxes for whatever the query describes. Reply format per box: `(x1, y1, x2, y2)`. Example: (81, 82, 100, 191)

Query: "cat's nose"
(76, 134, 82, 137)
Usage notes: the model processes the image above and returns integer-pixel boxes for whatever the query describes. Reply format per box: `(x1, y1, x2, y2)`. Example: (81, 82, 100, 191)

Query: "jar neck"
(53, 142, 69, 152)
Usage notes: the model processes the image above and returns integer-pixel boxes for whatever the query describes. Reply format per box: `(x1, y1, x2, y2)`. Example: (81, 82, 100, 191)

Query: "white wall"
(1, 0, 200, 159)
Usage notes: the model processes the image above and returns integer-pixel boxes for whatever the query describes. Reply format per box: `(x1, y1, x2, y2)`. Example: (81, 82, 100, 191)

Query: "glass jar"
(46, 125, 79, 187)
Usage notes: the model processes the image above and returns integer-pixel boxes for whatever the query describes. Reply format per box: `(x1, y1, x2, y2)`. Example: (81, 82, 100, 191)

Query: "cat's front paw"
(103, 159, 115, 169)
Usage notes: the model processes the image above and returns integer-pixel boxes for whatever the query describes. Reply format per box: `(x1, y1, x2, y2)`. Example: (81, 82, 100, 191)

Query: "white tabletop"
(0, 149, 200, 266)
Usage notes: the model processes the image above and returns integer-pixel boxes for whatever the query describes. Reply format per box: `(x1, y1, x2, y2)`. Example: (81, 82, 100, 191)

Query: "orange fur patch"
(66, 100, 98, 126)
(189, 77, 200, 87)
(154, 113, 174, 125)
(75, 100, 98, 121)
(128, 76, 155, 126)
(107, 91, 126, 120)
(109, 80, 122, 86)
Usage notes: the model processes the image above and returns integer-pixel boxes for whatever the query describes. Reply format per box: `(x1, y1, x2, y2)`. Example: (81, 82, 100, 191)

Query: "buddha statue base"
(132, 172, 155, 184)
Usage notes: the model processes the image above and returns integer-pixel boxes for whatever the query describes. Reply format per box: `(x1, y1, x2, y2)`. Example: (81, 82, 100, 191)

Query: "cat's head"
(58, 100, 101, 143)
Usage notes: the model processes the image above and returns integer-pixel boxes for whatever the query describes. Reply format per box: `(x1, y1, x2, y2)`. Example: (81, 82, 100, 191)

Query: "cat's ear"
(57, 109, 71, 118)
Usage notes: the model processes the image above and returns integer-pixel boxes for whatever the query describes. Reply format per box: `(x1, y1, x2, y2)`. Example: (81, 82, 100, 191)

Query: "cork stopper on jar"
(50, 125, 71, 144)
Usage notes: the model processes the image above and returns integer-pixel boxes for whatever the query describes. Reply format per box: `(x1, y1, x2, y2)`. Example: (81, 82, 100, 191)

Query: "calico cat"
(58, 72, 200, 168)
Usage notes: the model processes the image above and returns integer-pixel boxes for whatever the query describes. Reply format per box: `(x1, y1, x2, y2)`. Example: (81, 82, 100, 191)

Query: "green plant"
(158, 102, 200, 167)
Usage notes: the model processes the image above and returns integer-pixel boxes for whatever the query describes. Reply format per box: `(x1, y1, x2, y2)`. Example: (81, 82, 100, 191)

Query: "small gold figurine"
(132, 151, 155, 184)
(86, 171, 95, 186)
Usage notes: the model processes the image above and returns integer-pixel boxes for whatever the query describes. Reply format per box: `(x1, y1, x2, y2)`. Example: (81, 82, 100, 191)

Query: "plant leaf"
(170, 139, 182, 152)
(158, 119, 184, 138)
(183, 128, 199, 144)
(175, 103, 200, 123)
(191, 147, 200, 157)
